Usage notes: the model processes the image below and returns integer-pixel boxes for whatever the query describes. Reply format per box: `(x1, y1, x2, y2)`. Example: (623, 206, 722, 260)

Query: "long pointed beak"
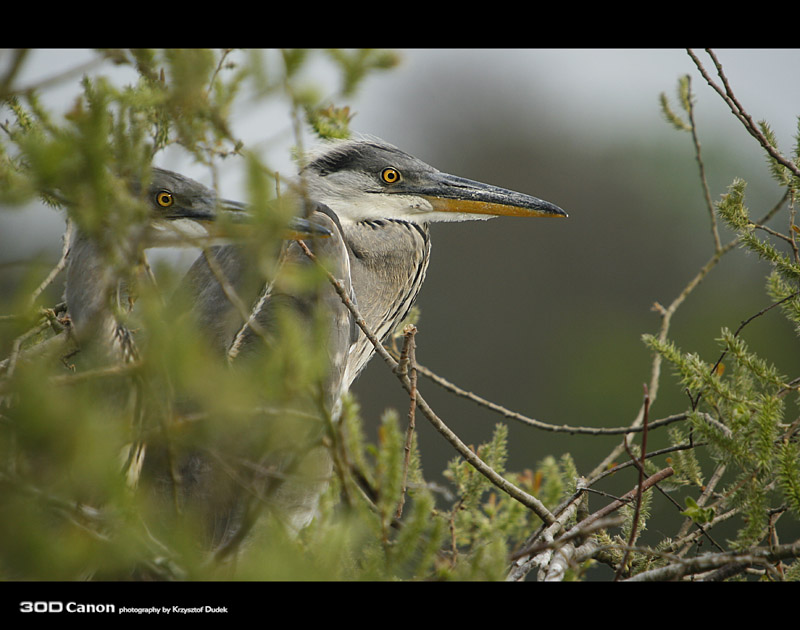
(165, 197, 248, 223)
(152, 197, 331, 246)
(416, 172, 567, 218)
(199, 200, 334, 240)
(153, 197, 249, 244)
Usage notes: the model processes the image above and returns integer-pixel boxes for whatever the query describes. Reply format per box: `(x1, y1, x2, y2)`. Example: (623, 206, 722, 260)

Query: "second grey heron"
(62, 167, 258, 518)
(62, 165, 343, 566)
(64, 167, 248, 362)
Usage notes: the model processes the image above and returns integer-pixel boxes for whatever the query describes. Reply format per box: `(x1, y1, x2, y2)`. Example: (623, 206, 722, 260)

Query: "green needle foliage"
(645, 72, 800, 559)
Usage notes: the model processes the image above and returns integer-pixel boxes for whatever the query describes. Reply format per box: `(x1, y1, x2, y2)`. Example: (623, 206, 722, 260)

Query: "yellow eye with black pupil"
(381, 167, 401, 184)
(156, 191, 174, 208)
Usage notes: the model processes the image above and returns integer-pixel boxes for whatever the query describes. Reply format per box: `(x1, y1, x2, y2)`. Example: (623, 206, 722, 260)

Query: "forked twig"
(687, 48, 800, 179)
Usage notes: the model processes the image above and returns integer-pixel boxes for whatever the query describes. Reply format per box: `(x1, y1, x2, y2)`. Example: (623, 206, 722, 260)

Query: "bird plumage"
(62, 138, 566, 555)
(64, 167, 246, 358)
(62, 167, 254, 556)
(175, 137, 565, 539)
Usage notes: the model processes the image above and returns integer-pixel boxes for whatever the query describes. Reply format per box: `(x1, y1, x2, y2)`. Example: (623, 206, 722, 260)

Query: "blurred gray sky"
(3, 49, 799, 259)
(3, 48, 799, 478)
(3, 48, 799, 259)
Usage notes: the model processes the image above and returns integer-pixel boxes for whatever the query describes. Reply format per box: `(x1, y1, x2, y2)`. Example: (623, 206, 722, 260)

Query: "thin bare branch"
(684, 75, 722, 251)
(411, 358, 688, 435)
(578, 467, 674, 532)
(296, 239, 556, 525)
(28, 220, 73, 307)
(687, 48, 800, 179)
(191, 247, 274, 360)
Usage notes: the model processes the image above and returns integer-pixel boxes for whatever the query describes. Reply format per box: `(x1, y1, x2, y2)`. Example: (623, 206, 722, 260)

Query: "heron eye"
(381, 167, 401, 184)
(155, 191, 174, 208)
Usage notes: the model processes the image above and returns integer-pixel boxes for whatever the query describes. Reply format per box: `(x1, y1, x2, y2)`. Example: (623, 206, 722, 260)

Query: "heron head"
(142, 167, 247, 245)
(300, 137, 567, 224)
(141, 168, 331, 246)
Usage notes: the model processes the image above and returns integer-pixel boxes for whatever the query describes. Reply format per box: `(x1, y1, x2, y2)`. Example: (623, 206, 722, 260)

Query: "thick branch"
(625, 539, 800, 581)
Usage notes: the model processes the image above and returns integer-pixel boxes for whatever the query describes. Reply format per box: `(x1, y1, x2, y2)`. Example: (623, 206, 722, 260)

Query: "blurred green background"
(2, 49, 798, 540)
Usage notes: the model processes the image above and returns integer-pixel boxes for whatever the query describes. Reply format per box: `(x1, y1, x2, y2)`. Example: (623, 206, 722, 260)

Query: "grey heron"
(197, 137, 567, 397)
(61, 165, 353, 571)
(180, 136, 567, 537)
(63, 166, 339, 553)
(62, 167, 262, 518)
(299, 137, 567, 389)
(64, 167, 249, 363)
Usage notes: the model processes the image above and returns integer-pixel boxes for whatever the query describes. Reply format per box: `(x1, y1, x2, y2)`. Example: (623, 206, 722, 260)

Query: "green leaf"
(680, 496, 714, 524)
